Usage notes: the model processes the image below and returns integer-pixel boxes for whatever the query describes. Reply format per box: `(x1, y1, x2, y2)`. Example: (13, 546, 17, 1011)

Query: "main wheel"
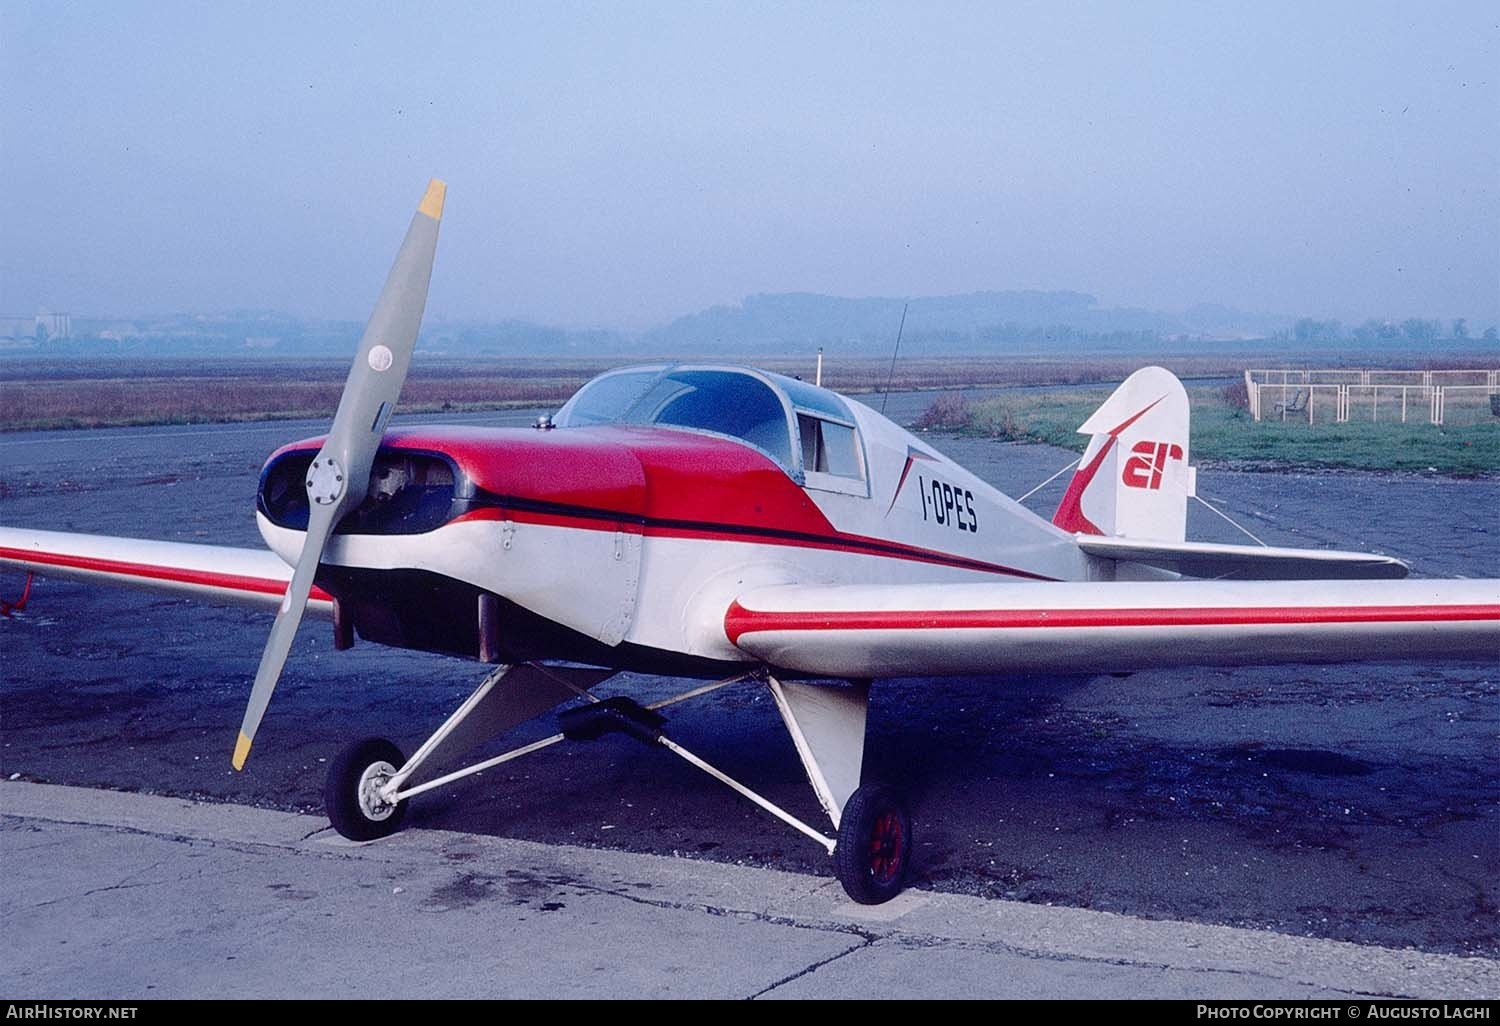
(834, 783, 913, 904)
(324, 737, 408, 841)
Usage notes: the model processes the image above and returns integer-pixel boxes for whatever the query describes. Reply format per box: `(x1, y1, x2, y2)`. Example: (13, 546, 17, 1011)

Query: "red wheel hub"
(868, 809, 905, 883)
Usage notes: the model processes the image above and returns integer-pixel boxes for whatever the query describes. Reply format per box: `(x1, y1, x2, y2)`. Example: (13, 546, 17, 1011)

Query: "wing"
(1074, 535, 1409, 580)
(0, 527, 332, 615)
(725, 579, 1500, 678)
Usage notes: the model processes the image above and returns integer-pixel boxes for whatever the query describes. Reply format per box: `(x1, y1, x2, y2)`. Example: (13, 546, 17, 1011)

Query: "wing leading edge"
(726, 579, 1500, 678)
(0, 527, 332, 615)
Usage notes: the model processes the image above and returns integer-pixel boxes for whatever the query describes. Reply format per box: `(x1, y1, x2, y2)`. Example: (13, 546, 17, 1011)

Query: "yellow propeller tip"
(232, 732, 252, 771)
(418, 178, 446, 221)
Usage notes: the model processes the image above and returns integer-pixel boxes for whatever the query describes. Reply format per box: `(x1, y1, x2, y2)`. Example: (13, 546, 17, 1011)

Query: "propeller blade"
(233, 178, 446, 770)
(233, 499, 340, 769)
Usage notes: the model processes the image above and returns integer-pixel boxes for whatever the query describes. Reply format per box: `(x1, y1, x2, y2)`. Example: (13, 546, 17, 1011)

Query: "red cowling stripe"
(723, 600, 1500, 646)
(0, 547, 332, 603)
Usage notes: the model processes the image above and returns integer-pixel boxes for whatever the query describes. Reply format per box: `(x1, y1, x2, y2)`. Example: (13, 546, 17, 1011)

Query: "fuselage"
(255, 366, 1095, 673)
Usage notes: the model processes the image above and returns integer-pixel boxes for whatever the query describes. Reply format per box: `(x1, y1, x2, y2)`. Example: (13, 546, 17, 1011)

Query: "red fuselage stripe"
(723, 602, 1500, 645)
(640, 523, 1053, 579)
(0, 547, 331, 603)
(449, 506, 1056, 581)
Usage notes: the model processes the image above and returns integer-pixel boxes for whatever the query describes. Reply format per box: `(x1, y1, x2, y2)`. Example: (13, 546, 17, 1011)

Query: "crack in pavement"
(0, 832, 74, 857)
(748, 937, 877, 999)
(20, 857, 174, 911)
(586, 882, 878, 942)
(884, 933, 1398, 999)
(569, 877, 1394, 999)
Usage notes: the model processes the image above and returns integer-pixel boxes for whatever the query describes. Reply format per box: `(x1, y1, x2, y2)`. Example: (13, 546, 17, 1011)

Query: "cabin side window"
(797, 413, 867, 495)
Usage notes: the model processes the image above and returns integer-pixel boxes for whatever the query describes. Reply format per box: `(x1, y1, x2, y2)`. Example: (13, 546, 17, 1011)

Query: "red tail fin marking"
(1122, 441, 1184, 491)
(1051, 396, 1165, 534)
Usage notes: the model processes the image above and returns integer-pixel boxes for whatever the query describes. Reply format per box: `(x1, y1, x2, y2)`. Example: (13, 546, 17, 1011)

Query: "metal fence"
(1245, 369, 1500, 426)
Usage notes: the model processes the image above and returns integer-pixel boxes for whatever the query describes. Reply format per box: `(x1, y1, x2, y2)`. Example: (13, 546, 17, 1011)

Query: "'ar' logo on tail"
(1121, 441, 1183, 490)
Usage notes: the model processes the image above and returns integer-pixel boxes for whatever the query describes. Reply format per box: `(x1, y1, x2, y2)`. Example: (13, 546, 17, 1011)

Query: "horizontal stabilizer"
(1075, 535, 1409, 580)
(0, 527, 332, 615)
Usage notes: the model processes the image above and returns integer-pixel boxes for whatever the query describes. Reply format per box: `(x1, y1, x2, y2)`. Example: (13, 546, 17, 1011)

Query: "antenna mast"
(879, 302, 909, 414)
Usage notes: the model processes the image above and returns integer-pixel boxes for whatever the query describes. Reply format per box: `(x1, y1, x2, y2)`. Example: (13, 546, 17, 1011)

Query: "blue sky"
(2, 1, 1495, 329)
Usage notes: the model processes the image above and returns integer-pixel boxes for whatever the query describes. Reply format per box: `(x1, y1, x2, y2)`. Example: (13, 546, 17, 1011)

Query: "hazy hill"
(16, 291, 1491, 360)
(641, 290, 1197, 353)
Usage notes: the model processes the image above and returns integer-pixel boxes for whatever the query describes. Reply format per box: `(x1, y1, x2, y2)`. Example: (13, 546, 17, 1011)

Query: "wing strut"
(320, 662, 925, 901)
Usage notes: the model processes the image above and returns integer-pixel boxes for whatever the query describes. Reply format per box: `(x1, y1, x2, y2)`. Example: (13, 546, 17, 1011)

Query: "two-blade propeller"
(233, 179, 446, 771)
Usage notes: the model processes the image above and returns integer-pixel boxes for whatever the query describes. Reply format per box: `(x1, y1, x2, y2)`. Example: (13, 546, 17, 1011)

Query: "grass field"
(0, 355, 1253, 432)
(919, 387, 1500, 476)
(4, 355, 1494, 474)
(0, 359, 605, 431)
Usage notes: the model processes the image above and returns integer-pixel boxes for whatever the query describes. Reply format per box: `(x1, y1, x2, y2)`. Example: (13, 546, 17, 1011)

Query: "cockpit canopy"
(554, 365, 867, 493)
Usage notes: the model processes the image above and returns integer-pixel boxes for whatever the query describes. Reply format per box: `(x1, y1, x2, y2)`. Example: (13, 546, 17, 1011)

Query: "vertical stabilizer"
(1052, 366, 1194, 542)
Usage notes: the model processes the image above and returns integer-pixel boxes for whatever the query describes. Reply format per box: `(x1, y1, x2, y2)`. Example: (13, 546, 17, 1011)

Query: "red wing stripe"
(0, 546, 332, 603)
(724, 602, 1500, 645)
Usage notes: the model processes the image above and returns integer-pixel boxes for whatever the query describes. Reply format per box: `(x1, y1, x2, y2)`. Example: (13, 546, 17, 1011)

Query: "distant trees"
(1338, 318, 1490, 344)
(1294, 318, 1343, 342)
(1401, 318, 1442, 343)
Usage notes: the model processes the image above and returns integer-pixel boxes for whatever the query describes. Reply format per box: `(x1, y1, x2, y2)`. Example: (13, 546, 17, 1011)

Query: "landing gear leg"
(322, 662, 613, 841)
(766, 675, 914, 904)
(542, 672, 915, 901)
(322, 665, 916, 904)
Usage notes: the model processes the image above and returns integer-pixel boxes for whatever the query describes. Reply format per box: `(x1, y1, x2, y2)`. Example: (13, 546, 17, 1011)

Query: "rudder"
(1052, 366, 1194, 542)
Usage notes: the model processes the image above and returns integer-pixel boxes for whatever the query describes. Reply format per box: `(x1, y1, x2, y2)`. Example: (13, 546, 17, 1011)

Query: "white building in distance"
(0, 312, 73, 340)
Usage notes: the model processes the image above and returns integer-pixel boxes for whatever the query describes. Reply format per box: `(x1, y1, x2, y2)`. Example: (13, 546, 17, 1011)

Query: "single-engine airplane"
(3, 180, 1497, 903)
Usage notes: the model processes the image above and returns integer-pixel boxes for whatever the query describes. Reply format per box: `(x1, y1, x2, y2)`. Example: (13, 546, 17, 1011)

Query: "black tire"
(324, 737, 408, 842)
(834, 783, 913, 904)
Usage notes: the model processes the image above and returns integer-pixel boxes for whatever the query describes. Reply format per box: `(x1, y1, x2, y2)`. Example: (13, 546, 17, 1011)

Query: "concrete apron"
(3, 781, 1495, 1000)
